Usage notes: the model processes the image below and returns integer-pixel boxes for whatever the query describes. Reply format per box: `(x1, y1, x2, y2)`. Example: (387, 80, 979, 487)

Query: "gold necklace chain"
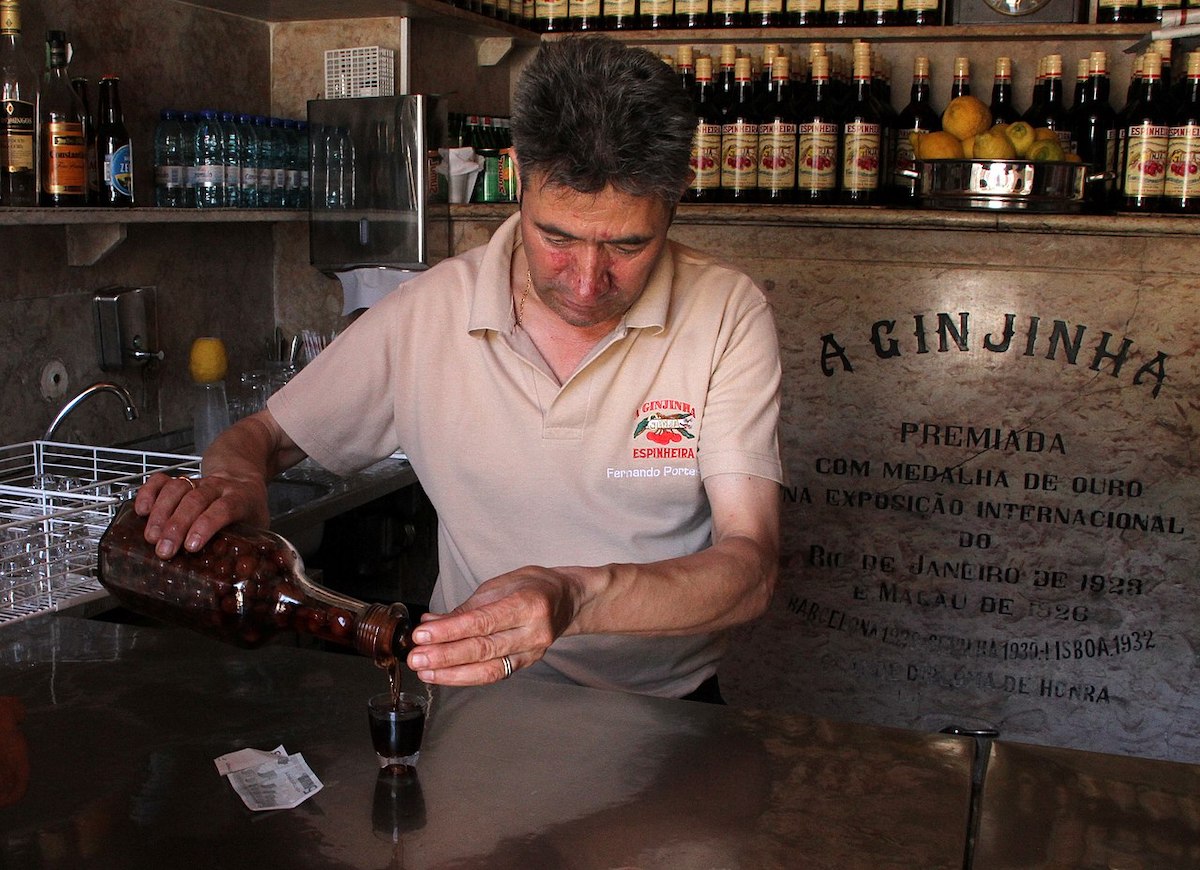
(514, 272, 531, 329)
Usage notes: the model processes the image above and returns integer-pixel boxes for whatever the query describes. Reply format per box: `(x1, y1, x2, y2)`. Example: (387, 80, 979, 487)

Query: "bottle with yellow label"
(40, 30, 86, 206)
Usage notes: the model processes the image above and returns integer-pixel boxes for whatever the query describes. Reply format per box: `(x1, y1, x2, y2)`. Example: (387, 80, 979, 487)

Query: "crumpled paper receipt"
(215, 745, 323, 811)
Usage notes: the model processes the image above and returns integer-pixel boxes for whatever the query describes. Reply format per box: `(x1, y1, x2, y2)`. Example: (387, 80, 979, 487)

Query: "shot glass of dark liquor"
(368, 692, 428, 774)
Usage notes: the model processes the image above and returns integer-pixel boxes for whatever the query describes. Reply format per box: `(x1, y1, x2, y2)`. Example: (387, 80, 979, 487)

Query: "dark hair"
(510, 36, 697, 207)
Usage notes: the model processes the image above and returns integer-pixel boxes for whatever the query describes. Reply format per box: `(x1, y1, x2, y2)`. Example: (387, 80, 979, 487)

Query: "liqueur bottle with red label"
(719, 57, 758, 202)
(840, 43, 885, 206)
(684, 56, 722, 203)
(756, 54, 798, 203)
(1119, 50, 1170, 212)
(1163, 50, 1200, 213)
(796, 53, 839, 204)
(0, 0, 37, 206)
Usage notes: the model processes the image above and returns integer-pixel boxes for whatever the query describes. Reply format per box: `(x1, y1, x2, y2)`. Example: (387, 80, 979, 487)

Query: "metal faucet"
(43, 382, 139, 442)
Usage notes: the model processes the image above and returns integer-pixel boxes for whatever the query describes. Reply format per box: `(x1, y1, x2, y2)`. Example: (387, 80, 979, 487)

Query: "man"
(136, 36, 782, 702)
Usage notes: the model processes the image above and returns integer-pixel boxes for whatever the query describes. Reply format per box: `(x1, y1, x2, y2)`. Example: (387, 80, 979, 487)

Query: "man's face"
(519, 176, 673, 335)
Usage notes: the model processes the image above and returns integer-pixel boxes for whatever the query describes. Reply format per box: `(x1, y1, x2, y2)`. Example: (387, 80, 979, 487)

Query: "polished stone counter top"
(0, 617, 975, 869)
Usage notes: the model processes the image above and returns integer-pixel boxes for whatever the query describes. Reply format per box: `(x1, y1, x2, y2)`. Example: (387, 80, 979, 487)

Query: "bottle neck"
(1044, 75, 1064, 107)
(1086, 74, 1110, 106)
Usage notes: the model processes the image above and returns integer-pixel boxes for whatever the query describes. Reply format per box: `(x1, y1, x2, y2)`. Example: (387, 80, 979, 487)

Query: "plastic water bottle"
(219, 110, 242, 207)
(283, 119, 302, 208)
(154, 109, 187, 207)
(236, 112, 259, 208)
(179, 111, 197, 207)
(193, 109, 225, 208)
(268, 117, 288, 207)
(297, 121, 311, 209)
(254, 116, 273, 207)
(324, 125, 348, 209)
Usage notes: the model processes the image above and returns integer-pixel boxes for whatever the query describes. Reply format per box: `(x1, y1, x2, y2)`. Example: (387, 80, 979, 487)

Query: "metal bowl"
(911, 159, 1095, 213)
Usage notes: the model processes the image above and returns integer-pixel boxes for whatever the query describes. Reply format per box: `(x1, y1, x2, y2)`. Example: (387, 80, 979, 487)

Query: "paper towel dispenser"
(308, 94, 449, 273)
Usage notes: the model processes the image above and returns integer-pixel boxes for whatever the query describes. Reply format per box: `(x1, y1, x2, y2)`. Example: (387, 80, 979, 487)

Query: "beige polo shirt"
(270, 213, 782, 697)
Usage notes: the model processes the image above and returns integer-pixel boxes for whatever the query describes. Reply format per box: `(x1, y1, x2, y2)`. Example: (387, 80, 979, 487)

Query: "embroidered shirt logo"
(632, 399, 697, 459)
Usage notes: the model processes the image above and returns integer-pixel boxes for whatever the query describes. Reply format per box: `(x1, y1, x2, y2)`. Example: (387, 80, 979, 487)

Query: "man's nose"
(571, 247, 609, 298)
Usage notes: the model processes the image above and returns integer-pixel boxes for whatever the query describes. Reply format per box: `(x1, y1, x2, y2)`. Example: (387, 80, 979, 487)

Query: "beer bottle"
(756, 54, 798, 203)
(1118, 51, 1170, 211)
(1163, 50, 1200, 212)
(40, 30, 87, 206)
(96, 75, 134, 206)
(795, 53, 839, 204)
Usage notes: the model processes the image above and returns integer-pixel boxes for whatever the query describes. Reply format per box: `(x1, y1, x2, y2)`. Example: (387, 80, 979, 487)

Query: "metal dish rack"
(0, 441, 200, 626)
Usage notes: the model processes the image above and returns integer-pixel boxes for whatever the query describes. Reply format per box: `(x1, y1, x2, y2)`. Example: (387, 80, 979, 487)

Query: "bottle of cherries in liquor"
(98, 500, 411, 662)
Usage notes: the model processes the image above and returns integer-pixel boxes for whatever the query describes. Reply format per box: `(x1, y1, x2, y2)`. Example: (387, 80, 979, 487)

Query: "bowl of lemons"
(908, 95, 1096, 212)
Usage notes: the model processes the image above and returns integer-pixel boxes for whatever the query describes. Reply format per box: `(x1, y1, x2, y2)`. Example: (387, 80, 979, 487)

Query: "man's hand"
(406, 566, 586, 686)
(134, 470, 270, 559)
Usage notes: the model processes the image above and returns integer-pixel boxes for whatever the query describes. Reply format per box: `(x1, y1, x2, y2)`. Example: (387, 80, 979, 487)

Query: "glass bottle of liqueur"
(749, 0, 785, 27)
(601, 0, 637, 29)
(786, 0, 821, 25)
(715, 44, 739, 112)
(949, 56, 971, 99)
(676, 0, 711, 26)
(568, 0, 602, 30)
(40, 30, 86, 206)
(988, 57, 1022, 124)
(675, 45, 696, 93)
(1072, 51, 1118, 211)
(894, 56, 939, 204)
(757, 45, 780, 96)
(840, 42, 886, 206)
(1119, 50, 1170, 211)
(796, 53, 839, 204)
(71, 77, 97, 204)
(863, 0, 901, 26)
(0, 0, 37, 206)
(96, 75, 133, 206)
(640, 0, 674, 27)
(756, 54, 798, 203)
(532, 0, 568, 30)
(823, 0, 862, 25)
(901, 0, 941, 25)
(1095, 0, 1140, 20)
(710, 0, 746, 27)
(1142, 0, 1183, 23)
(719, 57, 758, 203)
(1163, 50, 1200, 213)
(685, 56, 722, 203)
(1025, 54, 1072, 152)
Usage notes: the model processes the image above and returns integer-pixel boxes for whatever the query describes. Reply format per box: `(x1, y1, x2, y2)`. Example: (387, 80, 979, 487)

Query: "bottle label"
(259, 166, 273, 189)
(1164, 123, 1200, 199)
(1098, 0, 1138, 7)
(241, 166, 258, 188)
(825, 0, 859, 12)
(894, 126, 920, 181)
(43, 121, 87, 194)
(757, 121, 797, 191)
(571, 0, 600, 15)
(604, 0, 636, 14)
(720, 121, 758, 192)
(195, 164, 222, 186)
(273, 168, 287, 190)
(748, 0, 783, 12)
(105, 143, 134, 198)
(1123, 123, 1169, 196)
(902, 0, 938, 9)
(157, 165, 185, 189)
(864, 0, 899, 10)
(797, 121, 838, 191)
(676, 0, 706, 12)
(842, 121, 882, 192)
(689, 122, 722, 191)
(711, 0, 744, 14)
(0, 99, 35, 173)
(1105, 129, 1118, 193)
(535, 0, 567, 19)
(786, 0, 821, 9)
(227, 164, 242, 187)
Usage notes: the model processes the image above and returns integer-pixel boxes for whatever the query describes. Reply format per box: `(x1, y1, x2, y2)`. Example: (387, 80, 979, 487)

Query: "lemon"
(973, 127, 1017, 160)
(1027, 139, 1066, 163)
(942, 96, 992, 142)
(916, 130, 965, 160)
(1004, 121, 1036, 157)
(962, 135, 976, 159)
(1034, 127, 1058, 142)
(189, 337, 228, 384)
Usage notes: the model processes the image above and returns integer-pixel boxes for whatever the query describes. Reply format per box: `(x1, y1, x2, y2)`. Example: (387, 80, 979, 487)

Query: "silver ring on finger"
(501, 654, 513, 680)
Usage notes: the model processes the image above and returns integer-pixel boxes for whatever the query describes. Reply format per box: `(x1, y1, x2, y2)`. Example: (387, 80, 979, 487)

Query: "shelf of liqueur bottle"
(539, 22, 1152, 44)
(450, 201, 1200, 236)
(0, 207, 308, 226)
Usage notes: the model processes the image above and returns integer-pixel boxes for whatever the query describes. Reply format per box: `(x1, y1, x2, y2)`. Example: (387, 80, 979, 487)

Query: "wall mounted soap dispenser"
(93, 286, 165, 371)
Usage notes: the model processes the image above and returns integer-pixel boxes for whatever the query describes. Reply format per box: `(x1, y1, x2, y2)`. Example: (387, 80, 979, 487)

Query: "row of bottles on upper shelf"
(438, 0, 1186, 29)
(671, 40, 1200, 211)
(154, 111, 311, 209)
(0, 1, 131, 206)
